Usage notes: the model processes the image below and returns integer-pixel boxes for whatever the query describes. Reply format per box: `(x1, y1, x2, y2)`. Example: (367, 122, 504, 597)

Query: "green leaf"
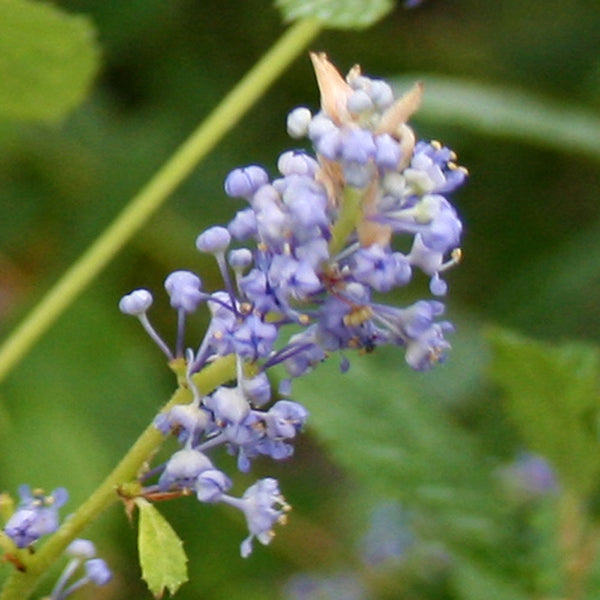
(292, 349, 502, 553)
(451, 556, 529, 600)
(392, 75, 600, 161)
(275, 0, 394, 30)
(487, 327, 600, 495)
(137, 498, 189, 599)
(0, 0, 100, 122)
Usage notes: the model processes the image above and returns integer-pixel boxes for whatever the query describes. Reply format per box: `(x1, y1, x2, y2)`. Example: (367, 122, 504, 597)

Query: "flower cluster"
(1, 487, 112, 597)
(48, 539, 112, 600)
(119, 54, 465, 556)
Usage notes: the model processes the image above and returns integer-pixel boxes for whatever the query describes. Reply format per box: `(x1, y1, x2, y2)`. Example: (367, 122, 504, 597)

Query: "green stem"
(0, 17, 322, 384)
(0, 354, 236, 600)
(328, 186, 365, 257)
(559, 489, 600, 600)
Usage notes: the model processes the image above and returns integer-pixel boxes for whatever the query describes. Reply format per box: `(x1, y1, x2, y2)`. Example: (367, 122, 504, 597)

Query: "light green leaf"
(275, 0, 394, 30)
(393, 75, 600, 161)
(0, 0, 100, 122)
(136, 498, 189, 599)
(487, 327, 600, 495)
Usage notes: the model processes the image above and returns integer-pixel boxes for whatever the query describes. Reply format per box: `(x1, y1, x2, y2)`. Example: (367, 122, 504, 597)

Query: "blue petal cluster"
(49, 538, 112, 600)
(3, 485, 68, 549)
(120, 54, 466, 556)
(147, 359, 303, 556)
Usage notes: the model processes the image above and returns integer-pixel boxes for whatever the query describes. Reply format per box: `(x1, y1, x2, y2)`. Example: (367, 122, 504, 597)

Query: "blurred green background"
(1, 0, 600, 598)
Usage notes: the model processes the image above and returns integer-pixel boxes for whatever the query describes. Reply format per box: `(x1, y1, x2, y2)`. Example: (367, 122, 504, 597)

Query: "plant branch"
(0, 17, 322, 384)
(0, 354, 236, 600)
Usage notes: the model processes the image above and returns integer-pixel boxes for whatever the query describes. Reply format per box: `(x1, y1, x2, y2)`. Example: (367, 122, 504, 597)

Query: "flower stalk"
(0, 17, 322, 385)
(0, 354, 236, 600)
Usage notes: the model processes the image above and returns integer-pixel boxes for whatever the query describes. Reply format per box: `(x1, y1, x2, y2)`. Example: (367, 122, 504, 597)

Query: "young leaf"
(136, 498, 189, 599)
(275, 0, 394, 30)
(487, 327, 600, 496)
(0, 0, 100, 122)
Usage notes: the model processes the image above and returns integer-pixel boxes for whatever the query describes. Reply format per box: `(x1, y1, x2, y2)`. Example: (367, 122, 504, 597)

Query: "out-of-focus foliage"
(1, 1, 600, 599)
(0, 0, 99, 122)
(488, 328, 600, 496)
(276, 0, 395, 29)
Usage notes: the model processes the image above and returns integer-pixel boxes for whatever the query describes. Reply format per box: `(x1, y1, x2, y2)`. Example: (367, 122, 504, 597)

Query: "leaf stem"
(0, 354, 236, 600)
(0, 17, 322, 384)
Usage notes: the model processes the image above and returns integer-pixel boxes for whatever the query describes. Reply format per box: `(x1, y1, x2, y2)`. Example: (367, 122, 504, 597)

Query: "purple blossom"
(158, 449, 213, 491)
(204, 385, 251, 429)
(352, 245, 411, 292)
(268, 255, 322, 302)
(196, 226, 231, 254)
(278, 151, 319, 177)
(221, 478, 290, 557)
(228, 208, 257, 240)
(265, 400, 309, 439)
(121, 55, 466, 559)
(85, 559, 112, 586)
(118, 289, 153, 316)
(241, 372, 272, 407)
(404, 321, 454, 370)
(224, 165, 269, 199)
(4, 486, 69, 548)
(231, 314, 277, 360)
(164, 270, 203, 313)
(341, 129, 377, 165)
(66, 539, 96, 559)
(195, 469, 232, 503)
(498, 453, 558, 503)
(374, 133, 402, 170)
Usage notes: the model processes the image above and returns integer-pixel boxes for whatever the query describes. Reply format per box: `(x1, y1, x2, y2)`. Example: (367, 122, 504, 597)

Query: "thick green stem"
(0, 17, 322, 384)
(0, 354, 235, 600)
(328, 186, 365, 257)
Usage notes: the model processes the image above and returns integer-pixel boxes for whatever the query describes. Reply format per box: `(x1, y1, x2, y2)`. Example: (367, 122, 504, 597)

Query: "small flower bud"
(241, 372, 271, 407)
(159, 449, 213, 491)
(347, 89, 373, 114)
(228, 248, 253, 270)
(277, 150, 318, 177)
(224, 166, 269, 198)
(286, 107, 312, 138)
(196, 226, 231, 254)
(195, 469, 232, 503)
(67, 538, 96, 559)
(85, 558, 112, 586)
(118, 289, 153, 316)
(164, 270, 203, 312)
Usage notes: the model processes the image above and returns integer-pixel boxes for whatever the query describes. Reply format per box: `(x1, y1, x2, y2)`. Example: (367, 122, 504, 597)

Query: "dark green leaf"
(393, 75, 600, 161)
(487, 327, 600, 495)
(275, 0, 394, 30)
(137, 498, 189, 599)
(0, 0, 100, 122)
(451, 556, 529, 600)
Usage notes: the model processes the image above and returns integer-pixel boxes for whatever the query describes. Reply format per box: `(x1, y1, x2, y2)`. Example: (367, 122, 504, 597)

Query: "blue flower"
(4, 485, 68, 548)
(50, 540, 112, 600)
(221, 478, 290, 557)
(158, 449, 214, 492)
(124, 54, 467, 558)
(164, 270, 203, 313)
